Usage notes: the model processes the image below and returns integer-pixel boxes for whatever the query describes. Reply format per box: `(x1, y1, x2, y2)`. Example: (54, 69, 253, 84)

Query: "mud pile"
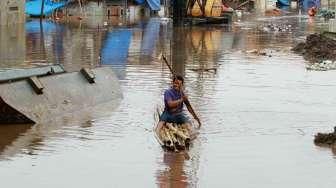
(306, 60, 336, 71)
(314, 127, 336, 146)
(292, 33, 336, 63)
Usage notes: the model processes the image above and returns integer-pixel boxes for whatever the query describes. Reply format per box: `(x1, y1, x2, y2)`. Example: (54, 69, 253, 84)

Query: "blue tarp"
(146, 0, 161, 10)
(101, 29, 132, 80)
(101, 30, 132, 65)
(277, 0, 290, 6)
(25, 20, 57, 33)
(302, 0, 320, 10)
(26, 0, 69, 16)
(134, 0, 145, 4)
(134, 0, 160, 11)
(25, 20, 65, 64)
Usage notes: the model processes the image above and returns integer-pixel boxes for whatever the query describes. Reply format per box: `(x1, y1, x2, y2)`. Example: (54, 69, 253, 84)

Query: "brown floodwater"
(1, 10, 336, 187)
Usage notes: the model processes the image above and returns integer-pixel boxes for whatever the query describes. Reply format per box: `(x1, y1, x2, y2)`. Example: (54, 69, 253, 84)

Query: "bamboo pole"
(160, 128, 170, 146)
(177, 136, 185, 148)
(169, 130, 178, 145)
(167, 123, 190, 141)
(164, 127, 174, 147)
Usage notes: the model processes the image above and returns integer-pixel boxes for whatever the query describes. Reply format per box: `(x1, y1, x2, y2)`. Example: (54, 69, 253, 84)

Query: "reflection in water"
(101, 29, 132, 65)
(172, 27, 187, 76)
(0, 100, 119, 160)
(25, 20, 54, 65)
(101, 28, 132, 79)
(0, 124, 32, 155)
(0, 24, 26, 68)
(157, 152, 189, 188)
(157, 139, 202, 188)
(141, 19, 161, 56)
(24, 19, 104, 71)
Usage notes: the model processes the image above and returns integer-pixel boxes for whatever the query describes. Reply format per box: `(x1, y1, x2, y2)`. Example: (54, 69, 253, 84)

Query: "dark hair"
(173, 74, 184, 84)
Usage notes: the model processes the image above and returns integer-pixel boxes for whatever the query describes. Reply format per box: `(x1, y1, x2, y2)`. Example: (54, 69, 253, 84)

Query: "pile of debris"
(318, 9, 336, 20)
(292, 33, 336, 63)
(246, 49, 271, 57)
(306, 60, 336, 71)
(314, 127, 336, 146)
(259, 23, 292, 33)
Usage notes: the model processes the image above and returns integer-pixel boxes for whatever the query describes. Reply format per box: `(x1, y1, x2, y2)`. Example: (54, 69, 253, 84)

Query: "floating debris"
(306, 60, 336, 71)
(189, 67, 217, 73)
(318, 9, 336, 20)
(259, 23, 292, 33)
(264, 8, 282, 16)
(245, 49, 271, 57)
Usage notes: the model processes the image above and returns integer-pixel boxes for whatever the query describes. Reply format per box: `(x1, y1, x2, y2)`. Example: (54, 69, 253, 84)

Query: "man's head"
(172, 75, 184, 91)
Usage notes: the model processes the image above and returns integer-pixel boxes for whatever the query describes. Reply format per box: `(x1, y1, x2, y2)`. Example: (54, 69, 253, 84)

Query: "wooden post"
(78, 0, 83, 17)
(173, 0, 188, 24)
(40, 0, 45, 21)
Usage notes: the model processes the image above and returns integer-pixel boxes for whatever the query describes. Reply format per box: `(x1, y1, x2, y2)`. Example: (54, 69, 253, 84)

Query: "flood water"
(1, 10, 336, 187)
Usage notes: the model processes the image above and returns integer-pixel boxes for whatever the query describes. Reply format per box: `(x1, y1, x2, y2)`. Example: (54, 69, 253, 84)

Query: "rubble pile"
(306, 60, 336, 71)
(260, 23, 292, 33)
(293, 33, 336, 63)
(314, 127, 336, 146)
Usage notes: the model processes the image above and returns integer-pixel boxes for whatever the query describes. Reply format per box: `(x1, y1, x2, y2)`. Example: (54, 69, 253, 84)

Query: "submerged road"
(0, 11, 336, 187)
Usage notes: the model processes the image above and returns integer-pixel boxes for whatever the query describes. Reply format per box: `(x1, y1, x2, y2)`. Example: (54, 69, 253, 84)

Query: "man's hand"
(182, 93, 188, 102)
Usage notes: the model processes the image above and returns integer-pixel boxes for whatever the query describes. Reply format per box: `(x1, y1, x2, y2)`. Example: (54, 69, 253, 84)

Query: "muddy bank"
(292, 33, 336, 63)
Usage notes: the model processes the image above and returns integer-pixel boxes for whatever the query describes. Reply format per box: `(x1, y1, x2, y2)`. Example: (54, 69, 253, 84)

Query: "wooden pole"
(40, 0, 45, 21)
(78, 0, 83, 17)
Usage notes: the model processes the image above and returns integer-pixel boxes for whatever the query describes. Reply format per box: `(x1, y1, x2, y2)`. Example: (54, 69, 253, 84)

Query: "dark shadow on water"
(0, 124, 33, 155)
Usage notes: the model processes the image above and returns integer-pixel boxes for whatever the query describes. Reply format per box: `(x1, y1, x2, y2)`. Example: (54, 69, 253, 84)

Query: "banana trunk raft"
(154, 123, 196, 152)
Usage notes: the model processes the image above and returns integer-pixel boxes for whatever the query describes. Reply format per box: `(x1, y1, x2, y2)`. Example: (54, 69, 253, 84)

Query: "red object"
(222, 4, 233, 12)
(308, 7, 317, 17)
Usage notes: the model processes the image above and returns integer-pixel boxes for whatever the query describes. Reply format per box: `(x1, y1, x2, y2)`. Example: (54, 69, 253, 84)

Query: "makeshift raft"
(155, 123, 192, 151)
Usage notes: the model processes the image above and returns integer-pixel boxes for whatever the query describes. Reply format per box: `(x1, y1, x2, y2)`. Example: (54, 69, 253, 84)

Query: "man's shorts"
(159, 111, 190, 125)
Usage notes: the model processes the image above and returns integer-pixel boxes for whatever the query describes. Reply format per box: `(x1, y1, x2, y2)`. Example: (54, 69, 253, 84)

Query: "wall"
(255, 0, 277, 13)
(0, 24, 26, 67)
(0, 0, 25, 26)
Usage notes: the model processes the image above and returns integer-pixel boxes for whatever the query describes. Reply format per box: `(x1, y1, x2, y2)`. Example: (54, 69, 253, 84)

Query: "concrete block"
(329, 19, 336, 33)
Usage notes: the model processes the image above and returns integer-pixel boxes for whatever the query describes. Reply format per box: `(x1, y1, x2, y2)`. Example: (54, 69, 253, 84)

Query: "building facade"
(0, 0, 25, 26)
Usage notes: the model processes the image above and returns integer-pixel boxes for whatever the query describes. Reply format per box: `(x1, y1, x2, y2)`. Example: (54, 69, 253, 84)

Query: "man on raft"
(156, 75, 201, 136)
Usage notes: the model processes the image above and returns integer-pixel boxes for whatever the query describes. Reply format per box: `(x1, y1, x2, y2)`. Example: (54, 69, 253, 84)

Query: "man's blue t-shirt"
(164, 88, 183, 114)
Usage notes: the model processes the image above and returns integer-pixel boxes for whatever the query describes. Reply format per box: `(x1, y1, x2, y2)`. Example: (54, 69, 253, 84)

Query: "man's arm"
(183, 97, 201, 128)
